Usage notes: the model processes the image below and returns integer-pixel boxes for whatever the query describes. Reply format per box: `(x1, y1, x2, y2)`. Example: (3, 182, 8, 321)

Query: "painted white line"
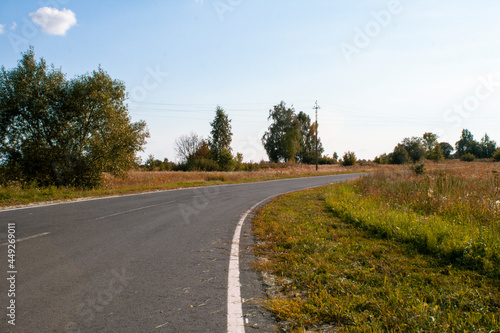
(227, 195, 276, 333)
(0, 232, 51, 246)
(94, 201, 175, 221)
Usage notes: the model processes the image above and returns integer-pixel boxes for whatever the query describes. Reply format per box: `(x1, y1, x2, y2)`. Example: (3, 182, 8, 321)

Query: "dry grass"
(0, 163, 385, 209)
(253, 166, 500, 332)
(100, 164, 381, 189)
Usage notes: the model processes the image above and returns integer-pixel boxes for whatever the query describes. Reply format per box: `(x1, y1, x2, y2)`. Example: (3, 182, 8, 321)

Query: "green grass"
(326, 167, 500, 279)
(253, 186, 500, 332)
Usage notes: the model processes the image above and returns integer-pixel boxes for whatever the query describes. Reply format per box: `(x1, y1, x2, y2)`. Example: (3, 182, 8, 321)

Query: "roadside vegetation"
(253, 164, 500, 332)
(0, 164, 377, 208)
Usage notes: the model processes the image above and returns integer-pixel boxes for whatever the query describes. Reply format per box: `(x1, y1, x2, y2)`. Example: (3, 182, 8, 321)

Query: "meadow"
(253, 163, 500, 332)
(0, 163, 379, 209)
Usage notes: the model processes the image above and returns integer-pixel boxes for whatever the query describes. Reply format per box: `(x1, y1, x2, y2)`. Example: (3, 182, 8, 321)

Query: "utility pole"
(313, 101, 320, 171)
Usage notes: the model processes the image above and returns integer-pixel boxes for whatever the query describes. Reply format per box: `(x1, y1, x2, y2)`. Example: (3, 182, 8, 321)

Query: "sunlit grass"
(252, 167, 500, 332)
(326, 165, 500, 278)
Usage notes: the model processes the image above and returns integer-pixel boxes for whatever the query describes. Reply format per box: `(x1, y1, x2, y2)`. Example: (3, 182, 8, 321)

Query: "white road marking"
(94, 201, 175, 220)
(0, 232, 51, 246)
(227, 195, 275, 333)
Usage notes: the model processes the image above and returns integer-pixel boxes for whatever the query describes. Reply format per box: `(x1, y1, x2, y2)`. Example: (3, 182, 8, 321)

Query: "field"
(253, 163, 500, 332)
(0, 163, 380, 209)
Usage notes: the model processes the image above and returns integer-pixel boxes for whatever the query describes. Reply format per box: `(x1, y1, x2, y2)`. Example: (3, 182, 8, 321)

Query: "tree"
(389, 144, 410, 165)
(427, 144, 444, 162)
(455, 129, 480, 158)
(479, 133, 496, 158)
(209, 106, 233, 164)
(262, 102, 323, 163)
(262, 101, 300, 163)
(175, 132, 204, 162)
(402, 137, 426, 163)
(439, 142, 454, 159)
(342, 151, 357, 166)
(422, 132, 438, 153)
(0, 48, 149, 187)
(296, 111, 324, 163)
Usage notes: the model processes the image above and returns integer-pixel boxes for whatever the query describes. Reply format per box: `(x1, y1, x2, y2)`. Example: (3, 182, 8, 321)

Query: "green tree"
(455, 129, 480, 158)
(389, 144, 410, 165)
(427, 144, 444, 162)
(439, 142, 454, 159)
(262, 102, 324, 163)
(0, 48, 149, 187)
(296, 111, 324, 163)
(479, 134, 496, 158)
(342, 151, 357, 166)
(209, 106, 233, 164)
(402, 137, 426, 163)
(262, 101, 300, 163)
(493, 148, 500, 162)
(422, 132, 438, 153)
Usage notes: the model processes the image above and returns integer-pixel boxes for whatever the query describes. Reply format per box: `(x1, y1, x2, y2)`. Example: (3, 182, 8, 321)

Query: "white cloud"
(30, 7, 77, 36)
(0, 24, 5, 35)
(10, 22, 17, 31)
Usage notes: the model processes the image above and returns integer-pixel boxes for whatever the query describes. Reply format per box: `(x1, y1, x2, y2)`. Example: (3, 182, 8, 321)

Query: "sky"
(1, 0, 499, 162)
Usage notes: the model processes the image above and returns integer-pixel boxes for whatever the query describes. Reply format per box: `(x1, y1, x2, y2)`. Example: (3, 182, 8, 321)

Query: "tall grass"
(0, 163, 381, 208)
(326, 165, 500, 278)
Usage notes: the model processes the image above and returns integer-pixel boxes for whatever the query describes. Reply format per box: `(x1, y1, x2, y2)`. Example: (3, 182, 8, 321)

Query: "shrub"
(494, 149, 500, 162)
(342, 151, 357, 166)
(461, 153, 475, 162)
(412, 163, 426, 175)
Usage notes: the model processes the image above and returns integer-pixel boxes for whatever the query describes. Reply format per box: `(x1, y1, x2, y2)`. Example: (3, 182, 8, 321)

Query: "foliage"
(461, 152, 475, 162)
(0, 48, 149, 188)
(389, 144, 410, 165)
(373, 153, 389, 164)
(427, 143, 444, 162)
(341, 151, 357, 166)
(296, 111, 324, 164)
(479, 133, 497, 158)
(209, 106, 233, 163)
(422, 132, 438, 153)
(494, 149, 500, 162)
(455, 130, 497, 159)
(402, 137, 426, 163)
(411, 163, 426, 175)
(439, 142, 454, 159)
(262, 101, 323, 163)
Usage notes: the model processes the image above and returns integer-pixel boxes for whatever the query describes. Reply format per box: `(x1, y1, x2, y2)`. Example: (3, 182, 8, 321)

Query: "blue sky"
(1, 0, 499, 162)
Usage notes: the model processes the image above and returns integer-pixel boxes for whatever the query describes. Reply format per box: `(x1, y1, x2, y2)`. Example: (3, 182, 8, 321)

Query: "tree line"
(2, 49, 499, 188)
(375, 129, 500, 164)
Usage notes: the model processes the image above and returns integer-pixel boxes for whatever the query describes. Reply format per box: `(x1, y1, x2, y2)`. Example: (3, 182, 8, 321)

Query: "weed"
(253, 186, 500, 332)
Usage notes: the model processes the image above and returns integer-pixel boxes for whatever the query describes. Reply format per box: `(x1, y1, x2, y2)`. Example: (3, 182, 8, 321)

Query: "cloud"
(10, 22, 17, 31)
(30, 7, 77, 36)
(0, 24, 5, 35)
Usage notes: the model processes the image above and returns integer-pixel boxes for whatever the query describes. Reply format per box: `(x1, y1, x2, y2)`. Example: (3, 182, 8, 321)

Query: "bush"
(187, 158, 220, 171)
(494, 149, 500, 162)
(412, 163, 426, 175)
(460, 153, 475, 162)
(342, 151, 357, 166)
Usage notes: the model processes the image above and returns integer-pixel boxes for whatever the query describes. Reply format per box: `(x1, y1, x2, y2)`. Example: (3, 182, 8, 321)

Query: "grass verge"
(0, 164, 380, 209)
(252, 186, 500, 332)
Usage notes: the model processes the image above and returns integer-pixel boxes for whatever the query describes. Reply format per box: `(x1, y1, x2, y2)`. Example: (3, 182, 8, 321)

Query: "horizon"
(1, 0, 499, 162)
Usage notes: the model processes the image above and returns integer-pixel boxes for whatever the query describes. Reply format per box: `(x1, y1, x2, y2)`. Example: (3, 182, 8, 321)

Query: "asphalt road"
(0, 173, 361, 333)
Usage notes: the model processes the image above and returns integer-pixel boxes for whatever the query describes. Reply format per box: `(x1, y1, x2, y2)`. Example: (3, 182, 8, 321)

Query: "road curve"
(0, 173, 361, 332)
